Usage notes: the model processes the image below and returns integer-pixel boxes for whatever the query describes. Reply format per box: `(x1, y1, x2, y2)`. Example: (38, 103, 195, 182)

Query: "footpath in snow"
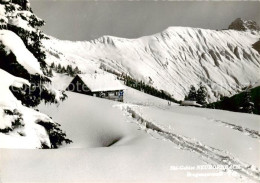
(115, 103, 260, 182)
(1, 89, 259, 182)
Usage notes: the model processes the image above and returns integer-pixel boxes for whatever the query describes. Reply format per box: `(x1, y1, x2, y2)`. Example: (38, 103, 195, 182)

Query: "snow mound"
(0, 69, 29, 109)
(38, 91, 140, 148)
(0, 69, 51, 149)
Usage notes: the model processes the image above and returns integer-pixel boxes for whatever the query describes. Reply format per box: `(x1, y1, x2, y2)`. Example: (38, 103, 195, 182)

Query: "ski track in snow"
(116, 104, 260, 182)
(209, 118, 260, 140)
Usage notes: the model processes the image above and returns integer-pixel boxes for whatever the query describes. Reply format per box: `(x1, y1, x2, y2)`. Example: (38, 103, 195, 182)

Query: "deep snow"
(0, 68, 51, 149)
(1, 89, 258, 182)
(0, 3, 259, 180)
(1, 1, 259, 182)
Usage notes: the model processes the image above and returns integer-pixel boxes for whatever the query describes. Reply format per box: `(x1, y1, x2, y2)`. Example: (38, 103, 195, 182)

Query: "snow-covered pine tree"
(50, 62, 55, 69)
(0, 0, 71, 148)
(196, 83, 208, 106)
(11, 0, 31, 11)
(0, 0, 60, 107)
(242, 90, 255, 114)
(57, 63, 62, 72)
(60, 66, 66, 74)
(47, 67, 53, 77)
(186, 85, 197, 101)
(74, 66, 81, 75)
(66, 65, 73, 76)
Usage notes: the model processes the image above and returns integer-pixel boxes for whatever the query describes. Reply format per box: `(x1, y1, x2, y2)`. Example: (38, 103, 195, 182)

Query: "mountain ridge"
(43, 23, 260, 102)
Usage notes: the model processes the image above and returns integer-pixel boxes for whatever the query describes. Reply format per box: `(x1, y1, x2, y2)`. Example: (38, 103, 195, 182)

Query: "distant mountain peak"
(44, 25, 260, 102)
(228, 18, 260, 32)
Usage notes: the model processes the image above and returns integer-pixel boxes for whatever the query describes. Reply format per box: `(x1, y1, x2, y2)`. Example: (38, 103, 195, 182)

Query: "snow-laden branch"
(0, 30, 43, 75)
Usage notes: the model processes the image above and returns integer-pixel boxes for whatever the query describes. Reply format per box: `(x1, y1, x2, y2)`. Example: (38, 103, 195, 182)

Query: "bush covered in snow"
(0, 0, 72, 148)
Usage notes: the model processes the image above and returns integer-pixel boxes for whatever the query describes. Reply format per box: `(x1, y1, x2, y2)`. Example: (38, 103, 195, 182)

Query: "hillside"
(0, 90, 259, 182)
(43, 21, 260, 102)
(0, 1, 259, 182)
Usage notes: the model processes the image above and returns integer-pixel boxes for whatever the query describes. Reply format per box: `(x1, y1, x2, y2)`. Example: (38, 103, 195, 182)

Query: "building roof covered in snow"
(180, 100, 202, 107)
(77, 73, 125, 92)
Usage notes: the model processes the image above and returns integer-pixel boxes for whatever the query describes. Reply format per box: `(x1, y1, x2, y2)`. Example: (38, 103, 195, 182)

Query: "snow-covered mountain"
(1, 1, 259, 182)
(43, 20, 260, 102)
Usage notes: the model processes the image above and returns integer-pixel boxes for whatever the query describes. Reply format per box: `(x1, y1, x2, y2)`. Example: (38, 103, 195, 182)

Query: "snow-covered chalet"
(66, 73, 125, 102)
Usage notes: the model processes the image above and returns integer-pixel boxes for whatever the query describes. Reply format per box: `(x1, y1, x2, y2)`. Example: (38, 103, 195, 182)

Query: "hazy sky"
(30, 0, 260, 41)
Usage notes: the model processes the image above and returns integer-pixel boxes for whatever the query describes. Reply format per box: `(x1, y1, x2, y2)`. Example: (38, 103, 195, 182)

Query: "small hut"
(180, 100, 202, 107)
(66, 73, 125, 102)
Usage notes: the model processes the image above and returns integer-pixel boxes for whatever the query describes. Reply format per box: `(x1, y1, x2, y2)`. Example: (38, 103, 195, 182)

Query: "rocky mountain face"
(253, 39, 260, 54)
(44, 20, 260, 102)
(228, 18, 260, 32)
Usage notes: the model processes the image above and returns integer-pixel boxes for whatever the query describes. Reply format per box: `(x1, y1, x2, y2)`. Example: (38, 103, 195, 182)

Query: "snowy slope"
(1, 90, 257, 182)
(43, 26, 260, 102)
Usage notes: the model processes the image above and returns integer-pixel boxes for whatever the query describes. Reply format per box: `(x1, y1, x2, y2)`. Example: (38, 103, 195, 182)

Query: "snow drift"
(15, 90, 258, 182)
(0, 69, 52, 149)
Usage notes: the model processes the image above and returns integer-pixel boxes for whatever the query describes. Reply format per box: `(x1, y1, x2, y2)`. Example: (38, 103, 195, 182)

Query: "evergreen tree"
(242, 90, 255, 114)
(66, 65, 73, 76)
(0, 1, 65, 107)
(50, 62, 55, 69)
(47, 68, 53, 77)
(74, 66, 80, 75)
(0, 0, 71, 148)
(186, 85, 197, 101)
(196, 83, 208, 106)
(60, 66, 66, 74)
(57, 63, 62, 72)
(12, 0, 31, 11)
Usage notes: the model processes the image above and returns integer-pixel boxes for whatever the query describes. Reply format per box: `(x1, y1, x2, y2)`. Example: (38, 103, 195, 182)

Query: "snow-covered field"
(1, 88, 259, 183)
(0, 1, 259, 182)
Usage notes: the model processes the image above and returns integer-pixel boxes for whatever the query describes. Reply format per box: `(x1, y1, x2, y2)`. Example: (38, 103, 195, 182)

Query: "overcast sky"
(30, 0, 260, 41)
